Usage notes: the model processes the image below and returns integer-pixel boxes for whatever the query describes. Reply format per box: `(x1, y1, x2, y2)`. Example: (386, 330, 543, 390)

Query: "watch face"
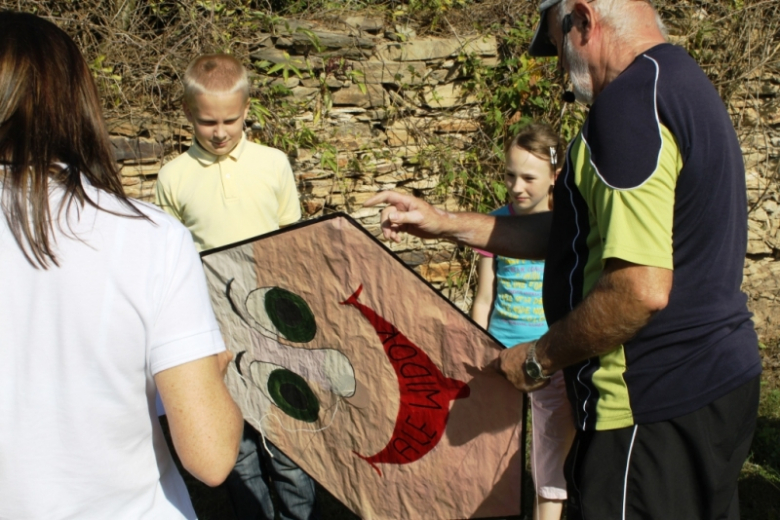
(525, 359, 543, 380)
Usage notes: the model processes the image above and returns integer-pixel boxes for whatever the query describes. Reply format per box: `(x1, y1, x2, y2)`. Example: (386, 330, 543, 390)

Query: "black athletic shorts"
(564, 376, 760, 520)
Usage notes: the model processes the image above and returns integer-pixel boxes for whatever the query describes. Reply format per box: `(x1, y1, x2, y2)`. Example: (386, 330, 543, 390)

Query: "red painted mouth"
(341, 285, 470, 477)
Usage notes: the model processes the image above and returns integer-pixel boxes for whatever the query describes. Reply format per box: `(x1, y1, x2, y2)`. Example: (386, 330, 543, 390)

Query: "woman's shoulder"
(81, 183, 192, 240)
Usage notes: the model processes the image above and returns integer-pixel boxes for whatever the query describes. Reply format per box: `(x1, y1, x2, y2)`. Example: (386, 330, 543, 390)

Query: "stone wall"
(734, 74, 780, 340)
(108, 15, 495, 310)
(107, 15, 780, 339)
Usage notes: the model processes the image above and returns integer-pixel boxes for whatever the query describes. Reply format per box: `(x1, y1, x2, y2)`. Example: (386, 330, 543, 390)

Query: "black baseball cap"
(529, 0, 566, 57)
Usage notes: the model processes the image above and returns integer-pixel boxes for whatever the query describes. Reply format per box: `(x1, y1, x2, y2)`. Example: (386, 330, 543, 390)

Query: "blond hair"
(183, 54, 249, 105)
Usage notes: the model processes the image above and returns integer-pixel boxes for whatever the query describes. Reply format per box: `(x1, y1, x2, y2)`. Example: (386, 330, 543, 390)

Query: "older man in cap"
(365, 0, 762, 518)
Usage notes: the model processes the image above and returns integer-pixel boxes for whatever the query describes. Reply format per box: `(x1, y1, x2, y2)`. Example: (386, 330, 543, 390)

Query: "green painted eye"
(267, 369, 320, 423)
(263, 288, 316, 343)
(243, 287, 317, 343)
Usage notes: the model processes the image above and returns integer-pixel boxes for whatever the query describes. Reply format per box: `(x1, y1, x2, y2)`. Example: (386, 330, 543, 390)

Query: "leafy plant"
(423, 19, 586, 218)
(752, 385, 780, 472)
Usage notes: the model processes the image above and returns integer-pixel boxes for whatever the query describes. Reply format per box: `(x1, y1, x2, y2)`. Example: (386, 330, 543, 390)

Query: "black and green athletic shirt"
(544, 44, 762, 431)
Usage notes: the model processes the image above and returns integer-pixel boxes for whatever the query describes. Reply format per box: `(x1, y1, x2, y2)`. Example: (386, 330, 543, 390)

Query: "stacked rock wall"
(734, 74, 780, 340)
(107, 15, 780, 339)
(108, 15, 495, 309)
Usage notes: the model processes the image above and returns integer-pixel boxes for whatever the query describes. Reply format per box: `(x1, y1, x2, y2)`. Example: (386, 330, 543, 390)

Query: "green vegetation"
(8, 0, 775, 217)
(742, 341, 780, 520)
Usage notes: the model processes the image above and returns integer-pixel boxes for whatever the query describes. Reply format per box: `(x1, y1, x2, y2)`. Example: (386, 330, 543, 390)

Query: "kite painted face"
(226, 278, 470, 475)
(201, 216, 524, 519)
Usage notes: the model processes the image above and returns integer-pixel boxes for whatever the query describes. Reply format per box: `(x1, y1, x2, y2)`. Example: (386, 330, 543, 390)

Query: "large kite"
(201, 214, 526, 519)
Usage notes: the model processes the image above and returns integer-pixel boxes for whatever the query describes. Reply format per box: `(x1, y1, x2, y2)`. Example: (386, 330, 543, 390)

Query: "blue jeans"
(226, 422, 317, 520)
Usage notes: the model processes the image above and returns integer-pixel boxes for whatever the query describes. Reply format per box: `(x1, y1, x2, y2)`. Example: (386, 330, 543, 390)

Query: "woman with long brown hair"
(0, 11, 242, 518)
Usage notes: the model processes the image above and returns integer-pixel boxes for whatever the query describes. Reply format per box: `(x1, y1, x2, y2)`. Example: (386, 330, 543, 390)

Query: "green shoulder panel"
(568, 124, 682, 430)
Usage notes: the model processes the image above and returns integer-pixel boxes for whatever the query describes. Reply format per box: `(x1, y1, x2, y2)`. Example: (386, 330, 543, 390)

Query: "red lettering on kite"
(341, 285, 470, 477)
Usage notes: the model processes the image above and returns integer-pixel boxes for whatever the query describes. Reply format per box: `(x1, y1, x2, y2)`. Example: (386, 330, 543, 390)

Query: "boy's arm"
(276, 155, 302, 226)
(471, 254, 497, 329)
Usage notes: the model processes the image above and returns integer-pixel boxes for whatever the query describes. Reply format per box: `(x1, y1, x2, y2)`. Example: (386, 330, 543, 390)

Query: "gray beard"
(564, 37, 595, 105)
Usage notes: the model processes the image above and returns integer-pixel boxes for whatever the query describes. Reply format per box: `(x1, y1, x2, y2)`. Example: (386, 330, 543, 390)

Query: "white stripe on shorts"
(622, 425, 639, 520)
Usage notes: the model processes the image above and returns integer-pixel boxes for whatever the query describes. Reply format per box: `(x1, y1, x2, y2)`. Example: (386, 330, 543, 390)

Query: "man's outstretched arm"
(364, 191, 552, 260)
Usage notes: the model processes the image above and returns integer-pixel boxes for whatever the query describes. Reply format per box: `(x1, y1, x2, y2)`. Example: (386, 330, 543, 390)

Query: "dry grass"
(3, 0, 777, 119)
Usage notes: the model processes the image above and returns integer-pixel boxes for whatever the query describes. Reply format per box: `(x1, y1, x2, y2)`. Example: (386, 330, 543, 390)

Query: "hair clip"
(550, 146, 558, 168)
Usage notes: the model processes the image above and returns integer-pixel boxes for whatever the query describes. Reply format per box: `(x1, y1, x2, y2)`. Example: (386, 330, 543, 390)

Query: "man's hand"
(363, 191, 451, 243)
(507, 260, 673, 388)
(364, 190, 551, 259)
(497, 342, 551, 393)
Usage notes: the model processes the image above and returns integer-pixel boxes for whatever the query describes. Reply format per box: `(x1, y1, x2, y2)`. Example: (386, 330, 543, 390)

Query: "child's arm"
(471, 254, 497, 329)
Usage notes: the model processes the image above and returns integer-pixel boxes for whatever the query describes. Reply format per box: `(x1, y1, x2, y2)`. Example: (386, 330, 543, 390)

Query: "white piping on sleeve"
(584, 54, 663, 192)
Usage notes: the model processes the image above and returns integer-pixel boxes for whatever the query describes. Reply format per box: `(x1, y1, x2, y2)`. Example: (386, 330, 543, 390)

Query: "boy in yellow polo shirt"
(155, 55, 301, 251)
(155, 54, 314, 520)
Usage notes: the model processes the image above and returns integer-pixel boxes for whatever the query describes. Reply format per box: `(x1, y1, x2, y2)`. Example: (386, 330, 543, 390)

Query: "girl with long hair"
(471, 122, 576, 520)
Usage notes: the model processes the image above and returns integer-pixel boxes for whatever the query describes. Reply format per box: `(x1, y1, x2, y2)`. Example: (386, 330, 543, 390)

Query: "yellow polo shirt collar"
(189, 133, 248, 166)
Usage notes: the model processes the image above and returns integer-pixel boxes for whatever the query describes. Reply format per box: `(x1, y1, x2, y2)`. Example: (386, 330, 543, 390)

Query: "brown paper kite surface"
(201, 214, 525, 519)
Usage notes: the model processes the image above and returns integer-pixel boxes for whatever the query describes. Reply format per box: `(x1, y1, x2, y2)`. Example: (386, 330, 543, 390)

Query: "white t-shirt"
(0, 180, 225, 519)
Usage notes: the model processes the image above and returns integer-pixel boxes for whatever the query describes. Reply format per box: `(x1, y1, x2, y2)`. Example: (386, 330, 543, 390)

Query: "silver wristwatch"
(524, 340, 551, 381)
